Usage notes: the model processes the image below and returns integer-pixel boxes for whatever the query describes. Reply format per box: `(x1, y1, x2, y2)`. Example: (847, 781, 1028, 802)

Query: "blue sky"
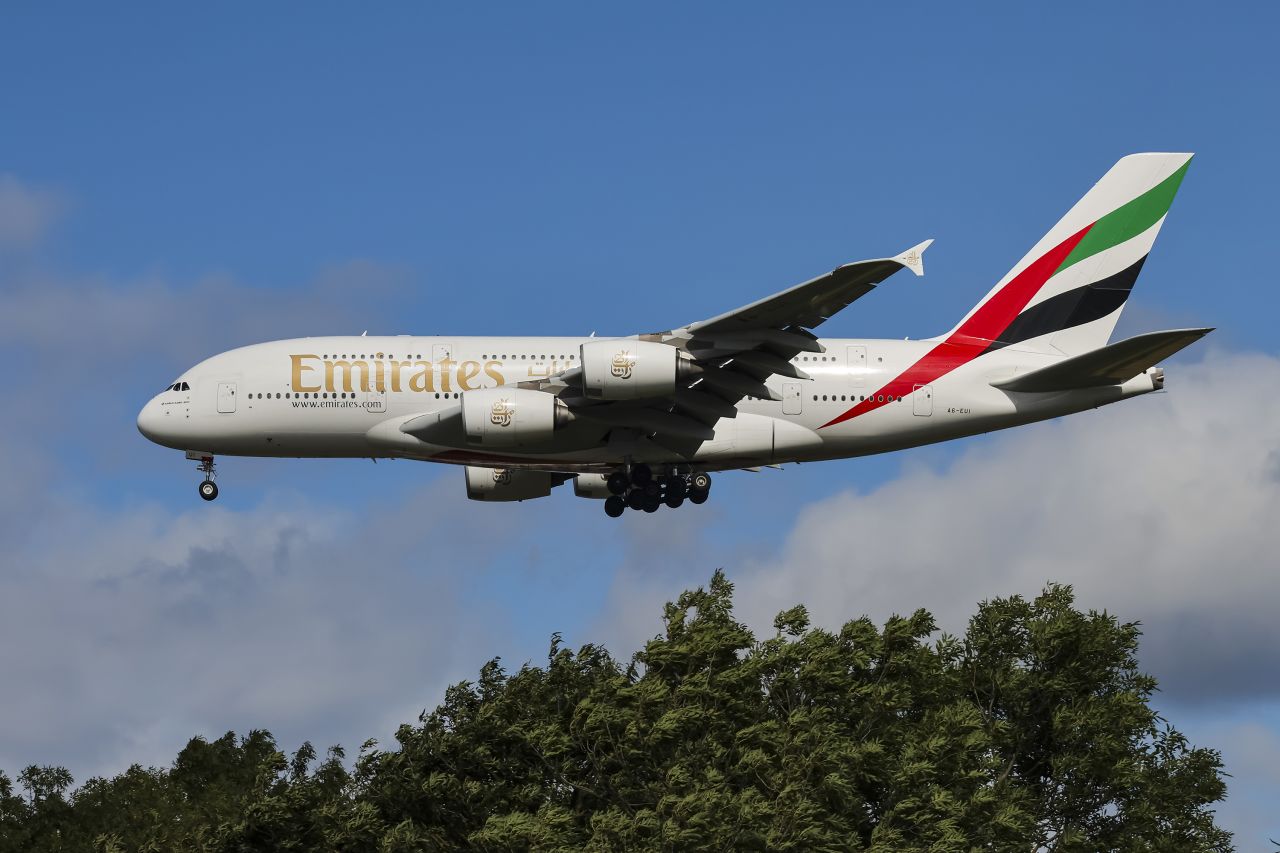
(3, 2, 1279, 847)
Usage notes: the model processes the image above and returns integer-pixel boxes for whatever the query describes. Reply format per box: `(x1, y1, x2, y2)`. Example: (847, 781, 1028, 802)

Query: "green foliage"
(0, 573, 1233, 851)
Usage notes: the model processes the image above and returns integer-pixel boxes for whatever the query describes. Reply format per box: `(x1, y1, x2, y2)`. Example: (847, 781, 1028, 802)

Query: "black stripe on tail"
(984, 255, 1147, 353)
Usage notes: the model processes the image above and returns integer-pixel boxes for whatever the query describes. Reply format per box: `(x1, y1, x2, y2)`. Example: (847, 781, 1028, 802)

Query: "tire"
(691, 472, 711, 492)
(606, 471, 629, 495)
(199, 481, 219, 501)
(604, 495, 626, 517)
(642, 480, 661, 498)
(665, 478, 688, 500)
(664, 492, 684, 509)
(630, 463, 653, 486)
(689, 489, 708, 505)
(643, 495, 661, 513)
(627, 490, 646, 511)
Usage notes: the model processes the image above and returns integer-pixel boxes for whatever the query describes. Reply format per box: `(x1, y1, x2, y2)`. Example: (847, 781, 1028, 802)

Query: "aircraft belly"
(691, 413, 823, 464)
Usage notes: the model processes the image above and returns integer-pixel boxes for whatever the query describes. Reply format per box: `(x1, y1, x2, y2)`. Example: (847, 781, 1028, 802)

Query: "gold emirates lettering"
(289, 355, 508, 393)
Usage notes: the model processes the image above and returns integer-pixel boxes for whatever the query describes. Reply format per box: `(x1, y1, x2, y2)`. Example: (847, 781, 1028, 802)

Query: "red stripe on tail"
(819, 223, 1093, 429)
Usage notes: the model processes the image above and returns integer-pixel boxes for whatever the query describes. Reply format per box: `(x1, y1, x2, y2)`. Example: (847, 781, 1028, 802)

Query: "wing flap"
(991, 328, 1212, 392)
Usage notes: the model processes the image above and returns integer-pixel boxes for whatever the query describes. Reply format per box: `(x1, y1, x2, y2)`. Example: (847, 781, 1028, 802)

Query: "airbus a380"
(138, 153, 1209, 517)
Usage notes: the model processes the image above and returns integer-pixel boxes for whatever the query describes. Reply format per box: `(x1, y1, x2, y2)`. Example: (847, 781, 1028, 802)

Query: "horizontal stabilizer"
(991, 328, 1212, 392)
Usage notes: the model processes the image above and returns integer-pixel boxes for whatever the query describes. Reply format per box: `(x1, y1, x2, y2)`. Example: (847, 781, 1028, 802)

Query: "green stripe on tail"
(1058, 158, 1192, 273)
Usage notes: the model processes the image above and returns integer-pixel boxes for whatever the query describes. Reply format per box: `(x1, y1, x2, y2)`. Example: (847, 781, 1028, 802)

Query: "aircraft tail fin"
(940, 153, 1193, 356)
(990, 327, 1212, 393)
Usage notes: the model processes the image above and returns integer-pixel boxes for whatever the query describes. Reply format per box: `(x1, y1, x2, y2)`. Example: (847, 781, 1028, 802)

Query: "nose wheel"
(193, 454, 219, 501)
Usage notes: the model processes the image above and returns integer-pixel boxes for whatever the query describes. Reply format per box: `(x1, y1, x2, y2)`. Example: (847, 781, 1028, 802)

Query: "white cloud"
(675, 349, 1280, 705)
(0, 476, 537, 779)
(0, 259, 408, 373)
(0, 175, 65, 249)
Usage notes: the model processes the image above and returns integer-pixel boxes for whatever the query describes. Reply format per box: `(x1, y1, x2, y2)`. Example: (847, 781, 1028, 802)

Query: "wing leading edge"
(676, 239, 933, 338)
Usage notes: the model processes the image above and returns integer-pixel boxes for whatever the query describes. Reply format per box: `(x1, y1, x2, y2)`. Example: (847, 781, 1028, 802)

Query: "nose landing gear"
(601, 467, 710, 517)
(191, 453, 219, 501)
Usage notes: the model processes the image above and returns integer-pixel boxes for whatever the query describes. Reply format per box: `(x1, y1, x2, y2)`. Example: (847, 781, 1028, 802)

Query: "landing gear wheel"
(665, 477, 688, 500)
(606, 471, 629, 495)
(630, 463, 653, 486)
(199, 480, 219, 501)
(626, 490, 646, 511)
(689, 489, 708, 505)
(690, 472, 711, 492)
(641, 480, 661, 499)
(604, 495, 626, 517)
(664, 492, 685, 509)
(643, 495, 661, 513)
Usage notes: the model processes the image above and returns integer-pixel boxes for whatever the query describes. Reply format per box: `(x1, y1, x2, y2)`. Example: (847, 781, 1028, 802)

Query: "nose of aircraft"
(137, 397, 171, 445)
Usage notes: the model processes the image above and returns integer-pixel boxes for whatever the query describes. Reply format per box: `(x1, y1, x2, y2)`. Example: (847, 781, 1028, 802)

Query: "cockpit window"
(180, 382, 190, 391)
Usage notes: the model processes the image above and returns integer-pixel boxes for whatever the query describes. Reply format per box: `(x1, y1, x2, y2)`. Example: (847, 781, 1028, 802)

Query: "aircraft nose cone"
(137, 398, 167, 444)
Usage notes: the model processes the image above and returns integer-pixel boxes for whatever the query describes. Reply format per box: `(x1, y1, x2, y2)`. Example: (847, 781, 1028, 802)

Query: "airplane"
(138, 153, 1210, 518)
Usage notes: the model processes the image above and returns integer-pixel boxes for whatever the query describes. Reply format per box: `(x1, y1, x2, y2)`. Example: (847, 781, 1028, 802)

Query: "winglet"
(895, 239, 933, 277)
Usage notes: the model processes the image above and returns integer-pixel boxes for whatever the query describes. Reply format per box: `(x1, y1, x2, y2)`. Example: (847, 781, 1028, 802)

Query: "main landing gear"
(194, 454, 219, 501)
(602, 464, 711, 518)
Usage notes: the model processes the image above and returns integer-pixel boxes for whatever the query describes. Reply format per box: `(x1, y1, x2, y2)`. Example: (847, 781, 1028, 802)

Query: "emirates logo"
(490, 398, 514, 427)
(611, 351, 636, 379)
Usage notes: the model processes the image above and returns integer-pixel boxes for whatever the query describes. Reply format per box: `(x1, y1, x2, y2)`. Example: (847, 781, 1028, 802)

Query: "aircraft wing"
(529, 240, 933, 457)
(675, 239, 933, 338)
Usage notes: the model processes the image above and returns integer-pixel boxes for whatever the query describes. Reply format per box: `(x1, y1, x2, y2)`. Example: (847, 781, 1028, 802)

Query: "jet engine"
(572, 473, 612, 499)
(580, 339, 698, 400)
(460, 387, 573, 448)
(464, 466, 557, 501)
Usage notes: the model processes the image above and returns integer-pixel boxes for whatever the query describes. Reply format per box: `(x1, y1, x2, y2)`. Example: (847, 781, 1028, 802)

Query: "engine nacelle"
(573, 473, 612, 499)
(460, 387, 572, 448)
(464, 466, 556, 502)
(580, 339, 696, 400)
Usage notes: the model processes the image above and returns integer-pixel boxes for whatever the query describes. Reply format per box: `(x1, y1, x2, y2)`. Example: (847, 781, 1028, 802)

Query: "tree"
(0, 573, 1233, 852)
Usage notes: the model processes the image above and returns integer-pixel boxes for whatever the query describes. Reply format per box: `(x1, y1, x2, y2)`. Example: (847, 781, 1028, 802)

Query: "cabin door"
(848, 346, 867, 387)
(782, 382, 803, 415)
(217, 382, 237, 413)
(913, 384, 933, 416)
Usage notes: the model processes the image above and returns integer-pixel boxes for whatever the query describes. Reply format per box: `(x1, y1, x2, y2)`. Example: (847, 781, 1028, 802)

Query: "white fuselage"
(137, 334, 1159, 473)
